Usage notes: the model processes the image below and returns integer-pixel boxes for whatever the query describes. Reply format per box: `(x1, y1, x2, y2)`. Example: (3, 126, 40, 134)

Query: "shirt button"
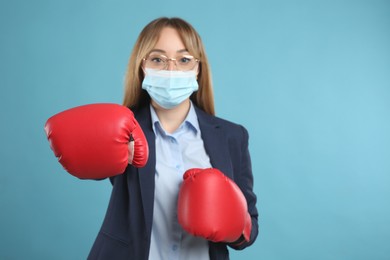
(176, 164, 180, 169)
(172, 245, 178, 251)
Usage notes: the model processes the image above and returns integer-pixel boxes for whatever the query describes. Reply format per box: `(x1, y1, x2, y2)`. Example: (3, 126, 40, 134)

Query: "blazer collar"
(135, 103, 233, 179)
(135, 104, 231, 172)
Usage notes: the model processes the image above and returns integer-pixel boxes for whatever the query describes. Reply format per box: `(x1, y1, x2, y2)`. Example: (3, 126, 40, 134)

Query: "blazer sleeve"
(227, 125, 259, 250)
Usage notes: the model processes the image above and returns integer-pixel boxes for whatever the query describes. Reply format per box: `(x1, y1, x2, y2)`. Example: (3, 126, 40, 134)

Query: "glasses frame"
(142, 53, 200, 71)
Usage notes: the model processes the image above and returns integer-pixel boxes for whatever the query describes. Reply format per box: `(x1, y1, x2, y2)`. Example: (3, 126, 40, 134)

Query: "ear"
(141, 65, 146, 76)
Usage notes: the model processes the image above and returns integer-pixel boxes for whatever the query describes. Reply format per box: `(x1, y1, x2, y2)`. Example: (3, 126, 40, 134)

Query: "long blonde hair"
(122, 17, 215, 115)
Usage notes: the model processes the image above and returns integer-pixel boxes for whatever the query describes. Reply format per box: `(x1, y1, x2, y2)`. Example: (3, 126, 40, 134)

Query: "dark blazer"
(87, 104, 259, 260)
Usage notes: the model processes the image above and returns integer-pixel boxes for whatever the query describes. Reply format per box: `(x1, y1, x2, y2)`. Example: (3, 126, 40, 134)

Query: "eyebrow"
(149, 48, 189, 54)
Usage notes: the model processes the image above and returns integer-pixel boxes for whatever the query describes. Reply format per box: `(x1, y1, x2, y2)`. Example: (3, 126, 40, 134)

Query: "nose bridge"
(166, 58, 177, 71)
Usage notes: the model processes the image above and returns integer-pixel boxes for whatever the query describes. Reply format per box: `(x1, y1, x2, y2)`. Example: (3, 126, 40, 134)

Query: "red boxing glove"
(177, 168, 252, 243)
(44, 103, 148, 179)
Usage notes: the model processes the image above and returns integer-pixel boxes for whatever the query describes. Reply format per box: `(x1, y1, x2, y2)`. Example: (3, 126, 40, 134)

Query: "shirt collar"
(150, 101, 199, 136)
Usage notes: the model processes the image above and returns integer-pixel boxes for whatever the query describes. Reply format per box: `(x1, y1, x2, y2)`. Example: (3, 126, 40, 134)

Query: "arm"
(228, 125, 259, 250)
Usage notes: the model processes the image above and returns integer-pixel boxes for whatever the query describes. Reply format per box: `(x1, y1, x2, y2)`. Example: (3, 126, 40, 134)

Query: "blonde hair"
(122, 17, 215, 115)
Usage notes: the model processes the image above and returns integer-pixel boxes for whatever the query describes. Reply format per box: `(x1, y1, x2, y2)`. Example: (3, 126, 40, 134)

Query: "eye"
(178, 56, 192, 64)
(147, 54, 167, 64)
(151, 57, 164, 63)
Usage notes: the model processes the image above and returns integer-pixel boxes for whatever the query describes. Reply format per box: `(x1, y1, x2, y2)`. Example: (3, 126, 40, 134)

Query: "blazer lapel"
(134, 106, 156, 237)
(195, 107, 233, 177)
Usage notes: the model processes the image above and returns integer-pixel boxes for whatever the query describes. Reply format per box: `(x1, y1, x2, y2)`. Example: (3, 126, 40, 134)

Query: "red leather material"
(178, 168, 252, 243)
(129, 124, 149, 168)
(44, 103, 148, 179)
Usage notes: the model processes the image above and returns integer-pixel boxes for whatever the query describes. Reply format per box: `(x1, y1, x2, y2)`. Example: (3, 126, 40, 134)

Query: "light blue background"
(1, 0, 389, 259)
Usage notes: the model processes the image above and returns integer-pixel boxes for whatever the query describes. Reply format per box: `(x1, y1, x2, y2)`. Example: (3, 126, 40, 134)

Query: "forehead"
(153, 27, 187, 54)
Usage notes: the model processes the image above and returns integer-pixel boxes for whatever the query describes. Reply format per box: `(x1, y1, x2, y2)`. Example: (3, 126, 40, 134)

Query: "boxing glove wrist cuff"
(230, 235, 247, 246)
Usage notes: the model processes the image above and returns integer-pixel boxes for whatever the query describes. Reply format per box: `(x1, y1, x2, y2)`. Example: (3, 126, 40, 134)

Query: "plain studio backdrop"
(0, 0, 389, 259)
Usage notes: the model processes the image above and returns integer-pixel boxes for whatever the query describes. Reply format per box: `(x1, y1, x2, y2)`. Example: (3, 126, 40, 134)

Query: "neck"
(152, 99, 191, 134)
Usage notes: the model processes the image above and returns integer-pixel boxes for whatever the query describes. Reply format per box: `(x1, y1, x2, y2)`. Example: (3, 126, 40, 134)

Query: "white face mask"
(141, 68, 199, 109)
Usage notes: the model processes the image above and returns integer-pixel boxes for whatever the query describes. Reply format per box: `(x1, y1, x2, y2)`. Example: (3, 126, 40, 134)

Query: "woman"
(92, 17, 258, 260)
(46, 17, 259, 260)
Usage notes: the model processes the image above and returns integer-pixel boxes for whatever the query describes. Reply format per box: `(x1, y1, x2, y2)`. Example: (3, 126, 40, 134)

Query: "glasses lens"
(176, 55, 197, 71)
(144, 54, 167, 70)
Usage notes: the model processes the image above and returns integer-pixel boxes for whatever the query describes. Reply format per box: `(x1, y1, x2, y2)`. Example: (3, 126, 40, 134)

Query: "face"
(142, 27, 199, 111)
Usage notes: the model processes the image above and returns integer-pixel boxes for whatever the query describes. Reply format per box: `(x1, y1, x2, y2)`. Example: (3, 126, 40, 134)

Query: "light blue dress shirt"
(148, 102, 211, 260)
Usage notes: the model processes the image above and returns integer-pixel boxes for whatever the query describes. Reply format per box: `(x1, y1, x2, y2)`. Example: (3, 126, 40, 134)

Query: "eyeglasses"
(143, 53, 199, 71)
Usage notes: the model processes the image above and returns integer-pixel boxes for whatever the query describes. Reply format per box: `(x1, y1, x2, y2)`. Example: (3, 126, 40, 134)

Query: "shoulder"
(195, 106, 249, 140)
